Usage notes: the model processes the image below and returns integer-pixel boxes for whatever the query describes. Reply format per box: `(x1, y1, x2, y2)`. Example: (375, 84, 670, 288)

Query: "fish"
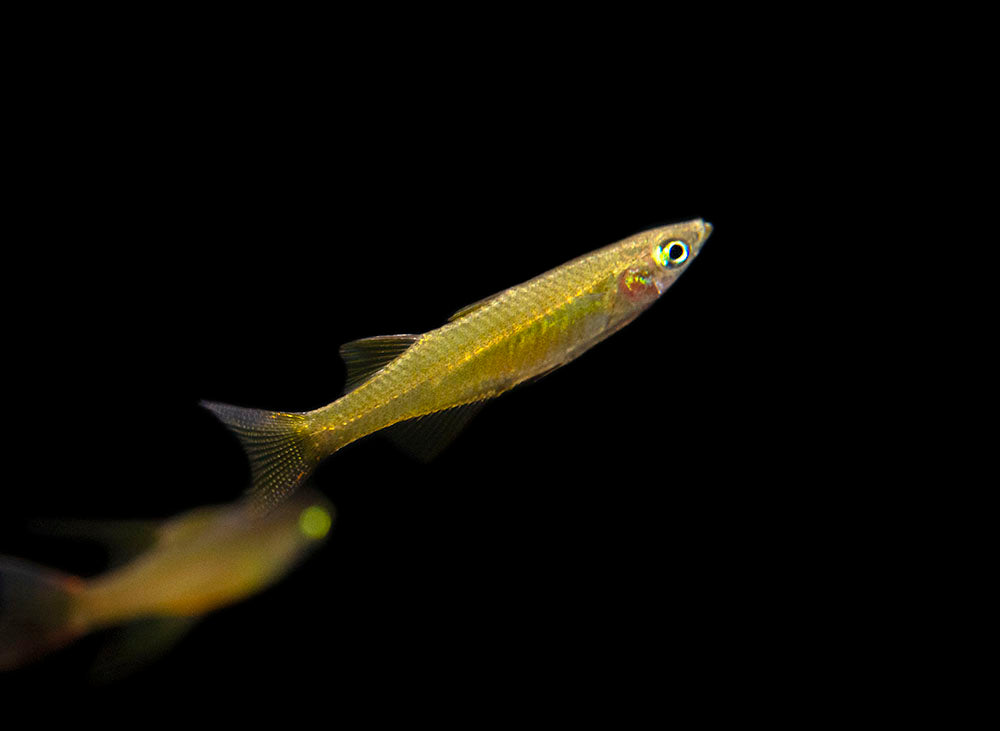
(0, 487, 334, 674)
(204, 218, 712, 506)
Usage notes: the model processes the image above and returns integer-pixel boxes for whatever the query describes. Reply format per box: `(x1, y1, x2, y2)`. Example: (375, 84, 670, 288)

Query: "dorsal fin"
(27, 517, 161, 569)
(339, 334, 420, 393)
(448, 290, 506, 322)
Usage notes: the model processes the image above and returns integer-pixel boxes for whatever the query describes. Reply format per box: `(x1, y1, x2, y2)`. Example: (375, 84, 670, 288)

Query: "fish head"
(242, 486, 336, 562)
(287, 487, 336, 545)
(251, 486, 336, 576)
(612, 218, 712, 311)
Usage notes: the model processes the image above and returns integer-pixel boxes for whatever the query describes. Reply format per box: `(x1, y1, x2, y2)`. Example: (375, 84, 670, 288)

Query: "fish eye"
(655, 240, 689, 267)
(668, 241, 688, 263)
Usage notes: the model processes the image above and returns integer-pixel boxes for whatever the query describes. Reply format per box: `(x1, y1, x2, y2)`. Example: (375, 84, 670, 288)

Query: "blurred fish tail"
(201, 401, 322, 506)
(0, 556, 86, 670)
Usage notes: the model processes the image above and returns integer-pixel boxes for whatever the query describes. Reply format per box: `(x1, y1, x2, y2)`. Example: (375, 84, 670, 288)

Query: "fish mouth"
(695, 220, 713, 251)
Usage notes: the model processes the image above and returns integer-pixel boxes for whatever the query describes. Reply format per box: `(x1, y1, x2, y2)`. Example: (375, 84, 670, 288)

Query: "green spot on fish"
(298, 505, 332, 540)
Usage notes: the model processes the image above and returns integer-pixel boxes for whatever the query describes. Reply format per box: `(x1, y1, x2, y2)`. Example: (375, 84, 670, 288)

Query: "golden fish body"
(77, 489, 333, 623)
(205, 219, 712, 505)
(0, 488, 333, 671)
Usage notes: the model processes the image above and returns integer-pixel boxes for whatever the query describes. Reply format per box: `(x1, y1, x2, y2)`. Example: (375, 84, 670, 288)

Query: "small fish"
(0, 488, 333, 673)
(205, 219, 712, 505)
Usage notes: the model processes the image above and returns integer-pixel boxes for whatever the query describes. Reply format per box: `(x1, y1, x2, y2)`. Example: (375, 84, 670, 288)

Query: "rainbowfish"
(205, 218, 712, 506)
(0, 488, 333, 673)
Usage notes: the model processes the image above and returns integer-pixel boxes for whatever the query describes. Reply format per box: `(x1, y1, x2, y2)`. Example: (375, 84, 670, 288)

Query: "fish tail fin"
(201, 400, 322, 506)
(0, 556, 86, 670)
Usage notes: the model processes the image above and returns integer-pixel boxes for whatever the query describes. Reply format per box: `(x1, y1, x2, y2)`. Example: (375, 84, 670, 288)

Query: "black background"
(0, 27, 848, 722)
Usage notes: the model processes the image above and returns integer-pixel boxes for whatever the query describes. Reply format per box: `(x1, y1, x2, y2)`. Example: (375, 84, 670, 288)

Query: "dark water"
(2, 91, 832, 718)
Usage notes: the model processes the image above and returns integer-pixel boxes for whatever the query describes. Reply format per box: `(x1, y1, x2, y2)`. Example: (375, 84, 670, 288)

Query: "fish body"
(205, 219, 712, 505)
(0, 488, 333, 670)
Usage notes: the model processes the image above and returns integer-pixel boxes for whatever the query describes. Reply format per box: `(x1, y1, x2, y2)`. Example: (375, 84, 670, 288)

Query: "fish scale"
(203, 218, 712, 506)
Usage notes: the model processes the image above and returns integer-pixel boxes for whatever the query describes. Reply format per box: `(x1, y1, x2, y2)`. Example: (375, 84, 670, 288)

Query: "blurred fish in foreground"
(205, 218, 712, 506)
(0, 487, 334, 676)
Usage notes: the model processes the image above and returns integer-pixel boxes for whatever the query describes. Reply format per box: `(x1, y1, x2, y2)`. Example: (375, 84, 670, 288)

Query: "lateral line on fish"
(330, 279, 602, 431)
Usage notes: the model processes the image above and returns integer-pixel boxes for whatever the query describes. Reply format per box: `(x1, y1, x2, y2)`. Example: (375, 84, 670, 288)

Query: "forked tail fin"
(201, 401, 321, 507)
(0, 556, 86, 670)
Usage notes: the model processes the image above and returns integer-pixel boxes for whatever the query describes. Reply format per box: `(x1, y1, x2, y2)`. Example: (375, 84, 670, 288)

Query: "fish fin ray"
(382, 402, 485, 462)
(201, 401, 318, 506)
(339, 334, 420, 393)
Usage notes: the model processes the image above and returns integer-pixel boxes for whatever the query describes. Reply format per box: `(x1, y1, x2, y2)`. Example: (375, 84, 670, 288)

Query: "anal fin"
(89, 616, 199, 683)
(382, 402, 485, 462)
